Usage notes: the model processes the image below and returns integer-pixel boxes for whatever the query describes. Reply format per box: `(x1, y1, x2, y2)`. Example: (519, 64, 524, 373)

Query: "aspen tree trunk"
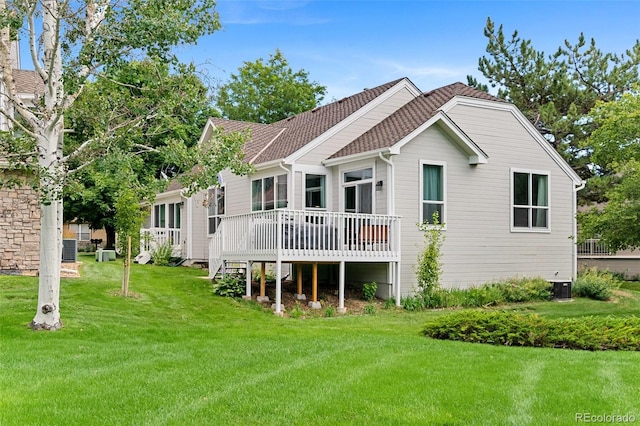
(30, 0, 64, 330)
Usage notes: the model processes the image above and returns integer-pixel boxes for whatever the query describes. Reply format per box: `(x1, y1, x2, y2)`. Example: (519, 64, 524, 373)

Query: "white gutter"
(572, 180, 586, 280)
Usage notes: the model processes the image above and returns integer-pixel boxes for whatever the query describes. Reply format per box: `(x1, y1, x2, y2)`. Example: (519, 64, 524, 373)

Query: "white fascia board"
(440, 96, 583, 184)
(248, 127, 287, 164)
(285, 78, 421, 164)
(389, 111, 489, 165)
(155, 189, 185, 202)
(253, 158, 287, 171)
(197, 118, 216, 146)
(322, 148, 389, 167)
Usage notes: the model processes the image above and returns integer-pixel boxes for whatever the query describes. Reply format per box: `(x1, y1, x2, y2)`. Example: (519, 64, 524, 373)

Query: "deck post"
(395, 261, 401, 307)
(308, 262, 321, 309)
(242, 261, 252, 300)
(337, 261, 346, 314)
(273, 259, 283, 316)
(257, 262, 269, 303)
(295, 264, 306, 300)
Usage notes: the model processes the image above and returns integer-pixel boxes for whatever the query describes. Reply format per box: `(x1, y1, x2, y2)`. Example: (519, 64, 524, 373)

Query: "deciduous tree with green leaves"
(469, 18, 640, 187)
(215, 49, 327, 124)
(0, 1, 250, 330)
(64, 59, 216, 249)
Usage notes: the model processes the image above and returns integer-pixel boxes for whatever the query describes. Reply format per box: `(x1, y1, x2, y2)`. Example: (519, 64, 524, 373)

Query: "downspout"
(573, 180, 586, 281)
(379, 152, 398, 302)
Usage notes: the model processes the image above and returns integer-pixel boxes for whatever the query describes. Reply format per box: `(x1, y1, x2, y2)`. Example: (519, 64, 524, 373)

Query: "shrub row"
(423, 310, 640, 351)
(573, 267, 621, 300)
(402, 277, 552, 310)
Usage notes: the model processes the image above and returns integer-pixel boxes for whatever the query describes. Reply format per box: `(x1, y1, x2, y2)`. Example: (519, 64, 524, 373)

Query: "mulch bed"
(248, 279, 386, 316)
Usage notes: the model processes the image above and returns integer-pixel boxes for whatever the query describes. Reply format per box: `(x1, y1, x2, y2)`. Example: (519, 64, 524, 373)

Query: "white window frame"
(340, 162, 375, 214)
(251, 173, 288, 211)
(153, 204, 166, 228)
(304, 173, 327, 210)
(419, 160, 447, 228)
(510, 167, 551, 233)
(208, 186, 225, 235)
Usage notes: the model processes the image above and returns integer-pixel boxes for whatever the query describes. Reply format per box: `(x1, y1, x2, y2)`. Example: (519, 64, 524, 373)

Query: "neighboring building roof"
(329, 82, 501, 159)
(12, 69, 45, 97)
(208, 118, 286, 164)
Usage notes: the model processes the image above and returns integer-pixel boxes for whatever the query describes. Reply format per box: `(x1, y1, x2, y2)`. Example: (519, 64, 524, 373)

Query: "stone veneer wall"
(0, 170, 40, 274)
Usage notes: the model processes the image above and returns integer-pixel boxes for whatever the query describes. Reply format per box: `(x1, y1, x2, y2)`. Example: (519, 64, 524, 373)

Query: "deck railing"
(140, 227, 181, 253)
(577, 238, 612, 256)
(208, 209, 401, 272)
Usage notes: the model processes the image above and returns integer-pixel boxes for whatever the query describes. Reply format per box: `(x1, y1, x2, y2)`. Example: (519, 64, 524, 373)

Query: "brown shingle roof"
(329, 82, 502, 159)
(208, 118, 285, 163)
(12, 69, 44, 96)
(250, 78, 405, 164)
(209, 80, 503, 165)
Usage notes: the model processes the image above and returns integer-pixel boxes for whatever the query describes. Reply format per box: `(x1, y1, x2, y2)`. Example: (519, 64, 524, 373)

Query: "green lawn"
(1, 255, 639, 425)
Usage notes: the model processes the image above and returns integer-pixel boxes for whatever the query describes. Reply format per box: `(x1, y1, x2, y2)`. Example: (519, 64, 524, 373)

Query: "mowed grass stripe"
(2, 254, 640, 425)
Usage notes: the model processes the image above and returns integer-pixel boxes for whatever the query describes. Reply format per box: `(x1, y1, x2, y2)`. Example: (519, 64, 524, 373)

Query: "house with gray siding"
(144, 78, 584, 313)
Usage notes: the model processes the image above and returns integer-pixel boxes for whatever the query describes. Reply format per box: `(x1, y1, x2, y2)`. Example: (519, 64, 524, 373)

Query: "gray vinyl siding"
(394, 106, 576, 293)
(375, 159, 388, 215)
(294, 171, 303, 210)
(297, 87, 416, 165)
(219, 169, 250, 216)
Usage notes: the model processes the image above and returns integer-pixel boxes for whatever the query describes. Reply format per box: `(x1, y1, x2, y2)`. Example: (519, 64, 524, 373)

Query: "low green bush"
(402, 277, 552, 311)
(363, 304, 376, 315)
(212, 275, 245, 298)
(574, 268, 621, 300)
(150, 241, 173, 266)
(363, 281, 377, 302)
(488, 277, 552, 303)
(383, 297, 397, 309)
(423, 310, 640, 351)
(324, 306, 336, 317)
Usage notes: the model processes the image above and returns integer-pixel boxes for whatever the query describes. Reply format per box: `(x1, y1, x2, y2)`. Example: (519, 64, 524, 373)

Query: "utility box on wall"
(62, 239, 77, 263)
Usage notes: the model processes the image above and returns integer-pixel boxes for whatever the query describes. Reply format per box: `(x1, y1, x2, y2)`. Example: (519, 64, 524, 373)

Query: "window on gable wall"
(512, 170, 549, 230)
(421, 162, 445, 224)
(252, 174, 287, 211)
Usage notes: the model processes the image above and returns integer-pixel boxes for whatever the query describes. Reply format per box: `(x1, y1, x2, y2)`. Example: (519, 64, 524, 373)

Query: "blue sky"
(174, 0, 640, 103)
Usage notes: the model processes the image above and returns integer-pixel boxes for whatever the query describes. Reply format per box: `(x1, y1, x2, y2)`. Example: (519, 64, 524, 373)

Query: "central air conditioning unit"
(62, 238, 78, 263)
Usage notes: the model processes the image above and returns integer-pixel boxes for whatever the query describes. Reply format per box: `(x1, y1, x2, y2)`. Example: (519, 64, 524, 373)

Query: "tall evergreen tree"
(469, 18, 640, 185)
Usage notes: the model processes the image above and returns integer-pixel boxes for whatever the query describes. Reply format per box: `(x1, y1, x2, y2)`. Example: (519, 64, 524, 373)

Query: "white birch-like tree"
(0, 1, 246, 330)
